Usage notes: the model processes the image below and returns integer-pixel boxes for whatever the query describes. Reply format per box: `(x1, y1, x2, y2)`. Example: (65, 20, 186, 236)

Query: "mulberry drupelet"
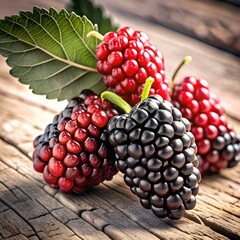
(32, 90, 120, 193)
(172, 76, 240, 174)
(90, 26, 170, 106)
(107, 93, 201, 219)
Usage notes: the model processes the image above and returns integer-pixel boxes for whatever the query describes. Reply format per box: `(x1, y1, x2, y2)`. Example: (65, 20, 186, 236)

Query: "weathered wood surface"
(96, 0, 240, 126)
(96, 0, 240, 56)
(0, 0, 240, 239)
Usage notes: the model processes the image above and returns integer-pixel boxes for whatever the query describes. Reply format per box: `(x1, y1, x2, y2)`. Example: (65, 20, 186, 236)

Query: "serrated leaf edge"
(0, 7, 98, 72)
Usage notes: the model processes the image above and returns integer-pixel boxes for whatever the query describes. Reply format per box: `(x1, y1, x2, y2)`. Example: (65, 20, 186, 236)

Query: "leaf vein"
(66, 14, 96, 60)
(9, 56, 55, 68)
(21, 11, 69, 60)
(7, 18, 37, 45)
(0, 27, 97, 72)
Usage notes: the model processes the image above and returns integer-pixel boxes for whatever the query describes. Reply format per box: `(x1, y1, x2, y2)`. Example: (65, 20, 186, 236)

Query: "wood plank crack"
(0, 136, 30, 162)
(199, 216, 239, 240)
(81, 210, 110, 231)
(0, 32, 239, 238)
(0, 200, 41, 240)
(0, 161, 110, 239)
(0, 88, 59, 115)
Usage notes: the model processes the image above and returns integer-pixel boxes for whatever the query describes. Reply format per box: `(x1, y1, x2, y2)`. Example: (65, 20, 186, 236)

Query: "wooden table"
(0, 0, 239, 239)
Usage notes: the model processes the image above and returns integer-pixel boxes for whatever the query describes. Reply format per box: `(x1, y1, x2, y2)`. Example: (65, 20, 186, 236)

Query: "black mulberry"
(108, 95, 201, 219)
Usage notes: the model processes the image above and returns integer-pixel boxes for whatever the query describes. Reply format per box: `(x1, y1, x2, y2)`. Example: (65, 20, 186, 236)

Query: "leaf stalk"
(141, 77, 154, 101)
(101, 91, 132, 113)
(87, 31, 104, 41)
(170, 56, 192, 93)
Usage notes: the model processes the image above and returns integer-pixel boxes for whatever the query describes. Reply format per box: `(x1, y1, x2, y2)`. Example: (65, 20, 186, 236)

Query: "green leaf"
(67, 0, 118, 35)
(0, 7, 105, 100)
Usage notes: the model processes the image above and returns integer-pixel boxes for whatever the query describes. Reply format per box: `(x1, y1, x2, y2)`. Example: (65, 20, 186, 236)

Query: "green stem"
(170, 56, 192, 93)
(101, 91, 132, 113)
(101, 77, 155, 113)
(141, 77, 154, 101)
(87, 31, 104, 41)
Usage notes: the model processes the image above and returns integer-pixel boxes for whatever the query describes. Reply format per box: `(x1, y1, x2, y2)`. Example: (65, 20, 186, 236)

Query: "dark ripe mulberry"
(108, 95, 201, 219)
(32, 90, 120, 193)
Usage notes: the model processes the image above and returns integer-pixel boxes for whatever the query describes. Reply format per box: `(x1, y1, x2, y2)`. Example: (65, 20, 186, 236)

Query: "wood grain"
(1, 69, 238, 239)
(0, 0, 239, 239)
(96, 0, 240, 55)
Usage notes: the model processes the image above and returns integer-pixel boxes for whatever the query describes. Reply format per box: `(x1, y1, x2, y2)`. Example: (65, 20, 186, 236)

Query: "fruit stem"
(141, 77, 154, 101)
(87, 31, 104, 41)
(170, 56, 192, 93)
(101, 91, 132, 113)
